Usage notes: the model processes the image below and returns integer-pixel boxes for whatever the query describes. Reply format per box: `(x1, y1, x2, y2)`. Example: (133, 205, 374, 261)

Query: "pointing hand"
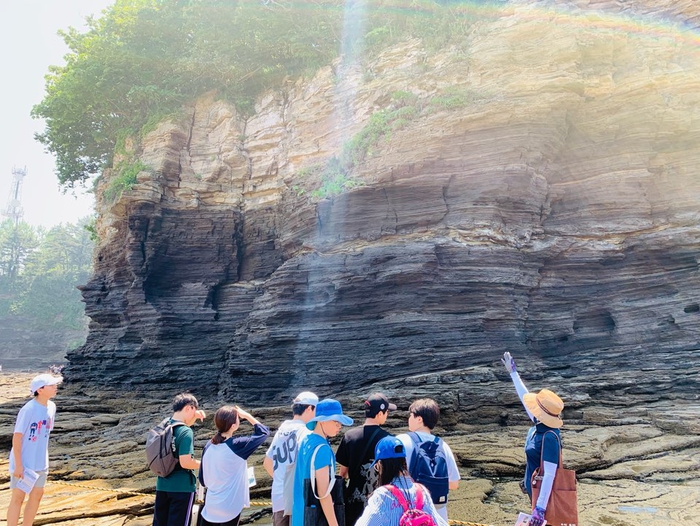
(502, 351, 517, 374)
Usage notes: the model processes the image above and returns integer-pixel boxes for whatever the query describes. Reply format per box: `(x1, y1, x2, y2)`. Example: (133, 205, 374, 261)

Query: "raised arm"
(502, 351, 535, 422)
(228, 409, 270, 460)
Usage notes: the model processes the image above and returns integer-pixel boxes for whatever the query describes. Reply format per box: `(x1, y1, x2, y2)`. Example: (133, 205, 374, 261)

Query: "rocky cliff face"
(68, 0, 700, 423)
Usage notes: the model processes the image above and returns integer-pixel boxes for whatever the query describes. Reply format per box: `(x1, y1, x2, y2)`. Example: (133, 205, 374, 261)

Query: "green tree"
(33, 0, 482, 189)
(32, 0, 344, 188)
(0, 220, 40, 292)
(12, 218, 94, 329)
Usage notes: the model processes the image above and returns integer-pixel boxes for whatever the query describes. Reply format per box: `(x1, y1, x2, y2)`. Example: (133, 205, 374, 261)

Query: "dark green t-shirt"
(155, 419, 196, 493)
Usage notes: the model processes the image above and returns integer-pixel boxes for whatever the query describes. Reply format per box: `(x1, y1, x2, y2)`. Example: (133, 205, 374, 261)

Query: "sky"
(0, 1, 115, 229)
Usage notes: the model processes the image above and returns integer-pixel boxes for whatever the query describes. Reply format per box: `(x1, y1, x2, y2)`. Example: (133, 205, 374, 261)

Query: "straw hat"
(523, 389, 564, 428)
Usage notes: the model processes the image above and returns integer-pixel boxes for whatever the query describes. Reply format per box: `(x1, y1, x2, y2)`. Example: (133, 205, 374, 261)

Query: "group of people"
(6, 352, 567, 526)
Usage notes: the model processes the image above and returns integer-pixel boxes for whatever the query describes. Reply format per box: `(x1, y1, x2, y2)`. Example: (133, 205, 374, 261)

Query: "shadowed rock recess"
(68, 0, 700, 419)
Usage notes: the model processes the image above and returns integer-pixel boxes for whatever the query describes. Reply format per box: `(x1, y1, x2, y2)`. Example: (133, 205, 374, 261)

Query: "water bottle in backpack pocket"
(407, 432, 449, 505)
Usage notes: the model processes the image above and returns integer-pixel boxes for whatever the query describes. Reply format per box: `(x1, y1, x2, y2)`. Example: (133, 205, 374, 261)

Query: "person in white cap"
(263, 391, 318, 526)
(6, 373, 62, 526)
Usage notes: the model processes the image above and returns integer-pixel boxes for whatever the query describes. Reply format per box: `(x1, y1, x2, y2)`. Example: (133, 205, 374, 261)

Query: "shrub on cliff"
(32, 0, 343, 188)
(103, 160, 151, 204)
(33, 0, 488, 188)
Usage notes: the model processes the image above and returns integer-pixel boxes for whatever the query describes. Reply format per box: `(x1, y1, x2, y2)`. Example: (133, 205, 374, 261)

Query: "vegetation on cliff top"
(32, 0, 493, 188)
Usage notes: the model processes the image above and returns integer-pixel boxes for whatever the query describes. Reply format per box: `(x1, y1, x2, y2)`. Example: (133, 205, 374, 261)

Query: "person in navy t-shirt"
(502, 352, 565, 526)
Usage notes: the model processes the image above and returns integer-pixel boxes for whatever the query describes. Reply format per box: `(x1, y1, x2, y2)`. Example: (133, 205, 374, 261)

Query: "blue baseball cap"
(370, 436, 406, 468)
(306, 398, 353, 429)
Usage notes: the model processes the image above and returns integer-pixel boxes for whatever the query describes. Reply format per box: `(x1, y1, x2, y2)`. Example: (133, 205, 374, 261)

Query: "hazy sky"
(0, 1, 114, 228)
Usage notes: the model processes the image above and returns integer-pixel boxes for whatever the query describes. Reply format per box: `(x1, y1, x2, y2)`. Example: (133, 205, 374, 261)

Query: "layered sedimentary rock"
(68, 0, 700, 423)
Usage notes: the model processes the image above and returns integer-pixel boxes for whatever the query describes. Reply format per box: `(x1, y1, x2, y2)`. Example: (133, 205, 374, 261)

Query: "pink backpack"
(386, 484, 437, 526)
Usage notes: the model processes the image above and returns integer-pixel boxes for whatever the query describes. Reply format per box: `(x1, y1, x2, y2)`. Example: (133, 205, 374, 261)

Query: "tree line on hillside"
(32, 0, 494, 189)
(0, 218, 94, 333)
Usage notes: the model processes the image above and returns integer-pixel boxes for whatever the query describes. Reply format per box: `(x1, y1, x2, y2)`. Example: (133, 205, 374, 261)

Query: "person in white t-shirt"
(6, 373, 62, 526)
(199, 405, 270, 526)
(396, 398, 461, 522)
(263, 391, 318, 526)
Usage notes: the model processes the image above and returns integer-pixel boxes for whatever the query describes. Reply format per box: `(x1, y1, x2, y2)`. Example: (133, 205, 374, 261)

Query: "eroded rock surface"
(1, 373, 699, 526)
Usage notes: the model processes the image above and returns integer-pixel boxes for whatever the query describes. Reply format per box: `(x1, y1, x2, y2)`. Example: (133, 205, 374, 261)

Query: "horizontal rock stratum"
(67, 1, 700, 422)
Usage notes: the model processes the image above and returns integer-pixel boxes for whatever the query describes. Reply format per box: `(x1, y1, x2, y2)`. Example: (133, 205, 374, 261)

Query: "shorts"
(272, 510, 290, 526)
(10, 471, 48, 490)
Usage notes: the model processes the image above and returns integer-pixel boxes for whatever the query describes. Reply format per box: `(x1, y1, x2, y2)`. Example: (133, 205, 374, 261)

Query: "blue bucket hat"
(370, 436, 406, 468)
(306, 398, 353, 430)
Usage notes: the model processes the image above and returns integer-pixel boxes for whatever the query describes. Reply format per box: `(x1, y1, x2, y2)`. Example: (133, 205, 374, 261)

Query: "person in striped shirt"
(355, 436, 447, 526)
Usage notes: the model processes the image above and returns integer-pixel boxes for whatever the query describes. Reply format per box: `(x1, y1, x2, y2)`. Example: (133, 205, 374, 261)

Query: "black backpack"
(146, 418, 186, 477)
(407, 432, 449, 505)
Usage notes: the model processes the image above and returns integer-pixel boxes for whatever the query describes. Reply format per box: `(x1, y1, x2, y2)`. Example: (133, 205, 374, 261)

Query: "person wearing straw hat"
(291, 399, 353, 526)
(502, 351, 564, 526)
(355, 436, 447, 526)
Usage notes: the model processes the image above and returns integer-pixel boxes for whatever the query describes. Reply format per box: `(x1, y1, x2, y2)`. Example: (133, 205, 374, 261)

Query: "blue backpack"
(407, 432, 449, 505)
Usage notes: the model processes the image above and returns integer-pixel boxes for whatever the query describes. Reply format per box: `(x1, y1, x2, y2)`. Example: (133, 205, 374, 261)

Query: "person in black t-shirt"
(336, 393, 397, 526)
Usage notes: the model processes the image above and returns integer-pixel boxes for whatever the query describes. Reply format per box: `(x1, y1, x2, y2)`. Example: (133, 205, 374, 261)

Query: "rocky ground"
(1, 372, 699, 526)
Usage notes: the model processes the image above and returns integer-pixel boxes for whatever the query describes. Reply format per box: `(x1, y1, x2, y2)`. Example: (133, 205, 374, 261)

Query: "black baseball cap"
(364, 393, 397, 417)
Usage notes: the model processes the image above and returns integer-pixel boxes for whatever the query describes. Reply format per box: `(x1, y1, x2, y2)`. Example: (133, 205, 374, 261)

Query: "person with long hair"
(502, 351, 564, 526)
(199, 405, 269, 526)
(355, 436, 447, 526)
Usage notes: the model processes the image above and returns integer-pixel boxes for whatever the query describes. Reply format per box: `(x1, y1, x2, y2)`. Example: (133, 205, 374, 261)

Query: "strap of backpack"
(414, 483, 425, 509)
(309, 443, 335, 500)
(167, 419, 187, 459)
(535, 430, 562, 485)
(387, 484, 409, 510)
(409, 431, 441, 449)
(388, 483, 425, 511)
(358, 427, 383, 467)
(538, 430, 562, 470)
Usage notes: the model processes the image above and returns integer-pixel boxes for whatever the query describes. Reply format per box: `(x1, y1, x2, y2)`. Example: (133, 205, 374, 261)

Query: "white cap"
(30, 374, 63, 394)
(293, 391, 319, 406)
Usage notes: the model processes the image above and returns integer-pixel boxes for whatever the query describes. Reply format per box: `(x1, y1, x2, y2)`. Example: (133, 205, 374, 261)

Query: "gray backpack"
(146, 419, 185, 477)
